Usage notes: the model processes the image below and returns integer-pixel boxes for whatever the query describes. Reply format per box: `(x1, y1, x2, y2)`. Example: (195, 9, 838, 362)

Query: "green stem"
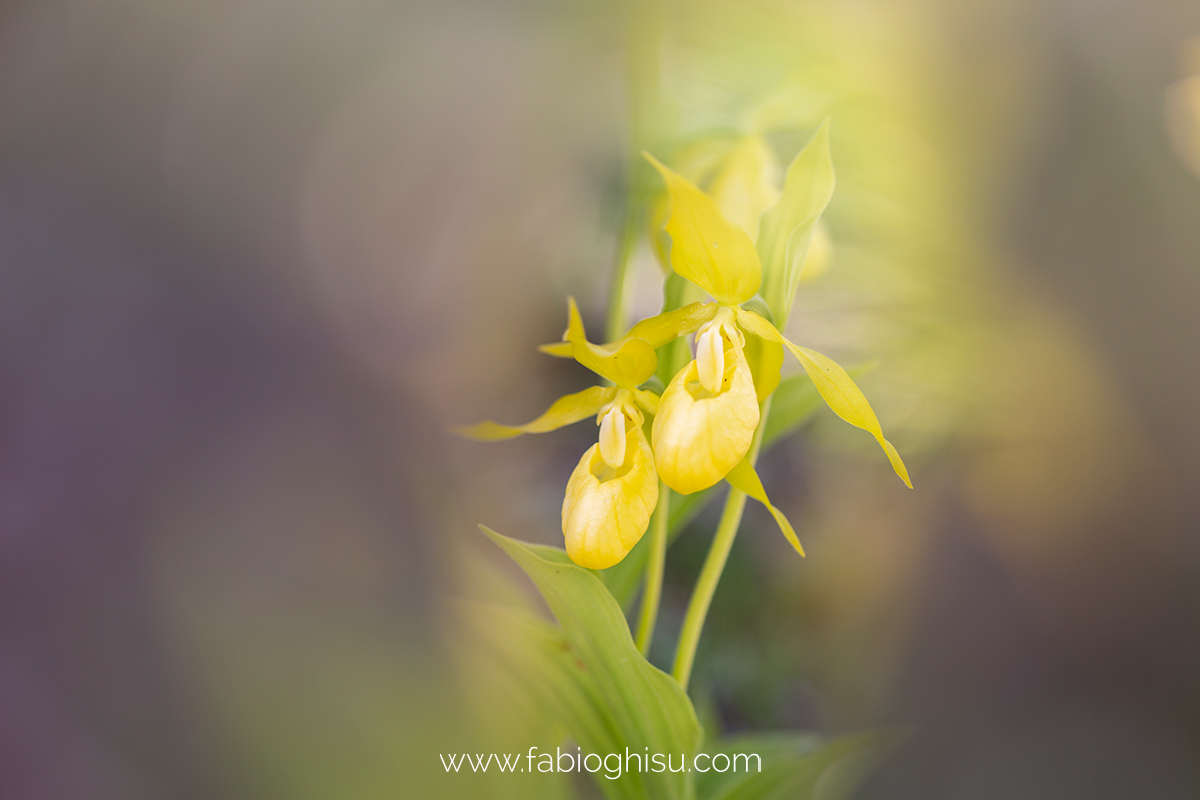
(635, 481, 670, 655)
(672, 396, 773, 690)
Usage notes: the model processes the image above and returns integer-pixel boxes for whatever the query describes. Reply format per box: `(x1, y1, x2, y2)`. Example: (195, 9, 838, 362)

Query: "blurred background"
(2, 0, 1200, 797)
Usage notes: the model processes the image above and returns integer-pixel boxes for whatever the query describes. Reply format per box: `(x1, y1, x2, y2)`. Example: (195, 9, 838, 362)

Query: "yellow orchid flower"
(455, 299, 661, 570)
(642, 149, 911, 492)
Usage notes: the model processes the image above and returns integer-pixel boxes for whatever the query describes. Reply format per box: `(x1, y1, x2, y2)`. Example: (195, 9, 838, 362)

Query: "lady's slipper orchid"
(651, 305, 759, 494)
(455, 300, 661, 569)
(642, 153, 912, 492)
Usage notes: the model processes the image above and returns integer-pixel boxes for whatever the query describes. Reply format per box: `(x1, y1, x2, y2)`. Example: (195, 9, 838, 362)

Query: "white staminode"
(598, 406, 627, 469)
(696, 324, 725, 394)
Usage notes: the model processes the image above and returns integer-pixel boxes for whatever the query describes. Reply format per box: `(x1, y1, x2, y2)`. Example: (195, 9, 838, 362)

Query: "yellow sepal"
(542, 302, 718, 365)
(452, 386, 617, 441)
(624, 302, 719, 350)
(652, 345, 759, 495)
(562, 423, 659, 569)
(538, 341, 573, 358)
(724, 458, 804, 556)
(735, 308, 912, 488)
(644, 153, 763, 305)
(564, 298, 658, 388)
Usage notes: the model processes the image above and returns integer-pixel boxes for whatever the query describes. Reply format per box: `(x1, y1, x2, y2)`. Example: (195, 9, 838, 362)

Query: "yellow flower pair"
(458, 139, 910, 569)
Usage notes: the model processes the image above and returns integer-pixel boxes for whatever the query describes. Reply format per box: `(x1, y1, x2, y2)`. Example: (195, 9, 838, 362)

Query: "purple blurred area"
(0, 0, 1199, 798)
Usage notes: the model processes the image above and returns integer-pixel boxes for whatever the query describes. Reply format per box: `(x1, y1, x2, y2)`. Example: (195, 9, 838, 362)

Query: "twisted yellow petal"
(652, 343, 759, 495)
(540, 302, 718, 362)
(735, 308, 912, 488)
(725, 458, 804, 556)
(624, 302, 719, 349)
(563, 297, 658, 388)
(562, 422, 659, 569)
(452, 386, 617, 440)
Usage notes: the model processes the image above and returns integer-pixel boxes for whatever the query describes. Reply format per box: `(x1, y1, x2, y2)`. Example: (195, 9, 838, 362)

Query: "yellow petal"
(735, 308, 912, 488)
(707, 135, 779, 242)
(652, 346, 760, 495)
(644, 153, 762, 305)
(537, 340, 573, 358)
(624, 302, 719, 349)
(724, 457, 804, 556)
(542, 302, 718, 364)
(565, 298, 657, 388)
(562, 425, 659, 569)
(452, 385, 617, 441)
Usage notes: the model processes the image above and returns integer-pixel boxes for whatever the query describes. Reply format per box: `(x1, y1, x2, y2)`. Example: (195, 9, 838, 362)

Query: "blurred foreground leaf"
(696, 731, 895, 800)
(482, 526, 702, 800)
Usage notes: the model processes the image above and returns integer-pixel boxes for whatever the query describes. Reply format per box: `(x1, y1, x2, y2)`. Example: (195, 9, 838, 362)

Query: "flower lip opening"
(684, 354, 738, 400)
(589, 417, 639, 483)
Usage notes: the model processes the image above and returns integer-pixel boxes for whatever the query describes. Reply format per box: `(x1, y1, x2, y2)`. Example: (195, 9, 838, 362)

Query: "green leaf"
(694, 733, 823, 800)
(596, 536, 653, 611)
(482, 527, 702, 800)
(757, 122, 835, 324)
(696, 732, 895, 800)
(457, 600, 623, 764)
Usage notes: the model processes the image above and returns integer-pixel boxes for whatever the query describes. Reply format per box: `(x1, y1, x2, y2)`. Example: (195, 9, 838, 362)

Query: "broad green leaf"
(697, 732, 894, 800)
(453, 386, 615, 440)
(694, 733, 823, 800)
(596, 537, 652, 611)
(457, 599, 627, 800)
(757, 122, 835, 324)
(645, 153, 762, 306)
(482, 527, 702, 800)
